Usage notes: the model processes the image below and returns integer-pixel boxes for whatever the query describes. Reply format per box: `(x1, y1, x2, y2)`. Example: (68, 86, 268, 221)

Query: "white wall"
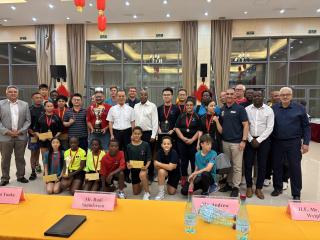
(197, 21, 211, 88)
(0, 26, 35, 42)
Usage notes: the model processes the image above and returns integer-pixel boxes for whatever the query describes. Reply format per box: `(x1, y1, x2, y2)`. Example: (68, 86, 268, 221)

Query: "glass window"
(290, 38, 320, 61)
(124, 65, 141, 88)
(0, 66, 9, 85)
(88, 64, 121, 88)
(11, 43, 36, 64)
(231, 39, 268, 62)
(142, 65, 181, 87)
(269, 62, 287, 85)
(142, 41, 179, 64)
(12, 65, 37, 85)
(270, 38, 288, 61)
(292, 89, 305, 98)
(229, 63, 266, 86)
(0, 44, 8, 64)
(124, 41, 141, 63)
(309, 99, 320, 118)
(89, 42, 122, 63)
(17, 87, 39, 105)
(310, 89, 320, 98)
(289, 62, 320, 85)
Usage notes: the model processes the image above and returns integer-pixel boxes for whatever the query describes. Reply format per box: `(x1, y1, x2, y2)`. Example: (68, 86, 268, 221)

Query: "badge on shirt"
(221, 111, 224, 117)
(230, 111, 237, 114)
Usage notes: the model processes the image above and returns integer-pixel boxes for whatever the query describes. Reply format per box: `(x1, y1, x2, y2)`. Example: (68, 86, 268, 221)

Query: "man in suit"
(0, 86, 31, 186)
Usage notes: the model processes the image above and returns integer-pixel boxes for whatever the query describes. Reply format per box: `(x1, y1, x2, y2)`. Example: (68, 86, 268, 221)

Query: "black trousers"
(181, 172, 214, 196)
(142, 131, 156, 180)
(272, 138, 302, 197)
(177, 140, 197, 177)
(113, 128, 132, 178)
(244, 138, 270, 189)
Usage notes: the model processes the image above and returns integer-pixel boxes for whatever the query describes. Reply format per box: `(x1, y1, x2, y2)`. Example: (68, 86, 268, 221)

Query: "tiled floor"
(3, 141, 320, 206)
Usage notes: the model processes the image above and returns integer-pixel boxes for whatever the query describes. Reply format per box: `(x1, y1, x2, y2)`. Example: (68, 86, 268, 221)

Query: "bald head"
(140, 89, 148, 104)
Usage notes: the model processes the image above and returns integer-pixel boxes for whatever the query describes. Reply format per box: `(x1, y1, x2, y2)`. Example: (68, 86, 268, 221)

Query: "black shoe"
(271, 189, 283, 196)
(35, 165, 42, 173)
(219, 184, 232, 192)
(219, 177, 227, 184)
(0, 180, 9, 186)
(125, 176, 132, 184)
(17, 177, 29, 183)
(293, 196, 301, 201)
(230, 187, 239, 197)
(29, 173, 37, 181)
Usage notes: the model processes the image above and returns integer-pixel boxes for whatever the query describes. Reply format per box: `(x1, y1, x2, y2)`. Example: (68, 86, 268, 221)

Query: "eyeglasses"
(280, 94, 292, 97)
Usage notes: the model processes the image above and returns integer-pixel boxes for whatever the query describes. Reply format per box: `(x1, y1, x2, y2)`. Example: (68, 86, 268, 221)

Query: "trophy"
(93, 107, 103, 133)
(64, 156, 71, 176)
(160, 121, 170, 134)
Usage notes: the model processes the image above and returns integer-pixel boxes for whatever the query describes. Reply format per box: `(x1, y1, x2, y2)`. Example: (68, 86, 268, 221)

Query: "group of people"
(0, 83, 310, 201)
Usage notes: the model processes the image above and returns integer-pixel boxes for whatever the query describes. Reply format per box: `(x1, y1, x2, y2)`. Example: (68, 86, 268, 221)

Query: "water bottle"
(184, 188, 196, 233)
(236, 194, 250, 240)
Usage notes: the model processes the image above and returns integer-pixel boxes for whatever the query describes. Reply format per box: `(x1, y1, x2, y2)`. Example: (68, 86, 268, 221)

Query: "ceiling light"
(10, 5, 16, 10)
(317, 8, 320, 13)
(32, 17, 37, 22)
(133, 14, 137, 19)
(204, 12, 208, 16)
(207, 0, 212, 2)
(280, 9, 285, 14)
(89, 2, 93, 7)
(163, 0, 168, 4)
(3, 19, 8, 22)
(125, 1, 130, 6)
(0, 0, 26, 3)
(244, 11, 248, 14)
(166, 13, 170, 18)
(48, 3, 54, 9)
(66, 17, 70, 20)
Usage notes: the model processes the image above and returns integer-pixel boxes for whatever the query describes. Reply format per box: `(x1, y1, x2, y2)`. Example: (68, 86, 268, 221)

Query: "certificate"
(38, 132, 53, 141)
(43, 174, 58, 183)
(129, 160, 144, 169)
(30, 137, 38, 143)
(85, 173, 100, 181)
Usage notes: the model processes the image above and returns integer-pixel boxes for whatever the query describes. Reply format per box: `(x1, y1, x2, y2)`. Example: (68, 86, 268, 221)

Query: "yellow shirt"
(84, 150, 105, 172)
(64, 148, 86, 171)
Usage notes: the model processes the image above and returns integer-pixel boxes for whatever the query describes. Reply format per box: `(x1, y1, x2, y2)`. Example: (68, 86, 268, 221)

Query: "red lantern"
(74, 0, 85, 12)
(98, 15, 107, 34)
(96, 0, 106, 15)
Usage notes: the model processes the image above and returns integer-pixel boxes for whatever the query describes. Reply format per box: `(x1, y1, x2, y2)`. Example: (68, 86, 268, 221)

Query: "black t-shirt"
(35, 113, 63, 136)
(156, 149, 179, 173)
(175, 112, 201, 139)
(200, 113, 222, 153)
(126, 141, 151, 164)
(219, 103, 248, 143)
(158, 104, 180, 132)
(29, 105, 44, 131)
(177, 104, 186, 114)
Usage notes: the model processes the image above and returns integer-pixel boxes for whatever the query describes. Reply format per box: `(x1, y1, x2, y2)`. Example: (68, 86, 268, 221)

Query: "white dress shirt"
(9, 100, 19, 131)
(245, 103, 274, 143)
(107, 104, 135, 130)
(134, 100, 158, 139)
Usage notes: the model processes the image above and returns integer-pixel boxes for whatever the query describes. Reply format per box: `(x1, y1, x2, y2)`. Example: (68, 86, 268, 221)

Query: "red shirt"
(235, 98, 247, 105)
(86, 103, 111, 129)
(100, 151, 126, 177)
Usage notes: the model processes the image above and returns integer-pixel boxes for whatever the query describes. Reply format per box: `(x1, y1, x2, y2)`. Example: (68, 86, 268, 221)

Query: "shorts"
(27, 137, 40, 151)
(39, 140, 50, 149)
(131, 169, 146, 185)
(167, 170, 180, 189)
(70, 170, 85, 181)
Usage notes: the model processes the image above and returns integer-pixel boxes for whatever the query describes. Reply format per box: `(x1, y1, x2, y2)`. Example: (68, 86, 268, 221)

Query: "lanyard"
(206, 114, 215, 133)
(69, 149, 79, 168)
(59, 108, 66, 119)
(163, 104, 172, 121)
(52, 151, 61, 172)
(46, 115, 53, 128)
(178, 104, 186, 113)
(185, 113, 194, 130)
(92, 151, 101, 172)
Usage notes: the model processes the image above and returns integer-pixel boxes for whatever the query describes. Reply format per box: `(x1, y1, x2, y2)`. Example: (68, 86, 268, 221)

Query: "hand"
(168, 130, 174, 135)
(89, 127, 94, 134)
(110, 135, 115, 140)
(188, 173, 195, 182)
(185, 139, 193, 145)
(251, 139, 260, 149)
(239, 141, 246, 151)
(158, 128, 162, 134)
(6, 130, 18, 137)
(213, 116, 219, 122)
(62, 174, 69, 179)
(69, 118, 75, 125)
(301, 144, 309, 154)
(106, 175, 113, 184)
(150, 138, 156, 143)
(141, 165, 148, 171)
(196, 144, 200, 151)
(154, 160, 160, 169)
(101, 128, 107, 134)
(127, 163, 132, 170)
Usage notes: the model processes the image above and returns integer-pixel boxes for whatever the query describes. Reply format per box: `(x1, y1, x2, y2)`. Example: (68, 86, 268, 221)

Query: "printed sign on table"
(192, 195, 239, 215)
(287, 201, 320, 221)
(0, 187, 25, 204)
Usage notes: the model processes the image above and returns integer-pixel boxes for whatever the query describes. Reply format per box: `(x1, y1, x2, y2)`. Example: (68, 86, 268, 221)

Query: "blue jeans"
(89, 132, 110, 151)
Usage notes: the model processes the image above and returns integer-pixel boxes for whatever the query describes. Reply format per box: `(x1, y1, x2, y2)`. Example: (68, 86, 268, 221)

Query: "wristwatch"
(241, 139, 247, 143)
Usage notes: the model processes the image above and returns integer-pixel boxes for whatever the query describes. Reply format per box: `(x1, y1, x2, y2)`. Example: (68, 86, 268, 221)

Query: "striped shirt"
(63, 108, 88, 138)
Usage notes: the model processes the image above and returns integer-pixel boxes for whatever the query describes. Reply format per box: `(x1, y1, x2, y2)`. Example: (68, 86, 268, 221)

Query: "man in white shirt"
(134, 89, 158, 182)
(107, 89, 135, 183)
(0, 86, 31, 186)
(244, 90, 274, 199)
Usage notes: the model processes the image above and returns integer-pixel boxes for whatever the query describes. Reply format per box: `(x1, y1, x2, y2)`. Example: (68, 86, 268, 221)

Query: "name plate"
(72, 190, 117, 211)
(0, 187, 25, 204)
(129, 160, 144, 169)
(192, 196, 239, 215)
(287, 201, 320, 221)
(85, 173, 100, 181)
(38, 132, 53, 141)
(43, 174, 58, 183)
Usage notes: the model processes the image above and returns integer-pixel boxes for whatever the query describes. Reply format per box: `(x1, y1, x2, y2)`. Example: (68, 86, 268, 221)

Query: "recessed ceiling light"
(3, 19, 8, 22)
(89, 2, 93, 7)
(48, 3, 54, 9)
(10, 5, 16, 10)
(66, 17, 70, 20)
(290, 46, 294, 49)
(0, 0, 26, 3)
(280, 9, 285, 14)
(207, 0, 212, 2)
(204, 12, 208, 16)
(166, 13, 170, 18)
(125, 1, 130, 6)
(317, 8, 320, 13)
(133, 14, 137, 19)
(163, 0, 168, 4)
(32, 17, 37, 22)
(244, 11, 248, 15)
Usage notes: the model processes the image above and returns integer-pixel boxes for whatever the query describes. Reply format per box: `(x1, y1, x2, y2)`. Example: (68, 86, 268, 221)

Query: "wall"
(0, 26, 35, 42)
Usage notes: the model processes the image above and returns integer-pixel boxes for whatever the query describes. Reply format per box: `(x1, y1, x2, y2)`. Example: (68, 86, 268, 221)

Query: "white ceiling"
(0, 0, 319, 26)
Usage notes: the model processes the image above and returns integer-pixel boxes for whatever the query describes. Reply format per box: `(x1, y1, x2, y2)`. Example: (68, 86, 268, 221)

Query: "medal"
(186, 128, 190, 132)
(163, 104, 172, 123)
(165, 120, 168, 124)
(185, 113, 193, 133)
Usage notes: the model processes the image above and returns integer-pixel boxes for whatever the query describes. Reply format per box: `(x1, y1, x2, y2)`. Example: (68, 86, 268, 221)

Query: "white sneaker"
(264, 179, 271, 187)
(142, 192, 151, 200)
(155, 190, 165, 200)
(283, 182, 288, 190)
(118, 191, 126, 199)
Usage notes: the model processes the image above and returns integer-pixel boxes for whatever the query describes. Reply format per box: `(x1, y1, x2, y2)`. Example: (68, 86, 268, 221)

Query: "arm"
(109, 121, 114, 139)
(175, 127, 186, 141)
(189, 163, 214, 181)
(19, 104, 31, 134)
(301, 107, 311, 154)
(239, 121, 249, 151)
(63, 111, 75, 127)
(154, 160, 177, 171)
(69, 160, 86, 177)
(151, 105, 158, 140)
(214, 116, 223, 134)
(256, 109, 274, 143)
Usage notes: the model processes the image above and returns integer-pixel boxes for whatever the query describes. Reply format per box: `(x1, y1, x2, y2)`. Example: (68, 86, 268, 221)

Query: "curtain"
(67, 24, 85, 95)
(211, 20, 233, 102)
(35, 25, 55, 87)
(181, 21, 198, 96)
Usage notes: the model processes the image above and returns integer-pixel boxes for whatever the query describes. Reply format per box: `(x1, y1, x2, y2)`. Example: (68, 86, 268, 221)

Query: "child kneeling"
(154, 136, 180, 200)
(181, 134, 217, 196)
(100, 140, 126, 199)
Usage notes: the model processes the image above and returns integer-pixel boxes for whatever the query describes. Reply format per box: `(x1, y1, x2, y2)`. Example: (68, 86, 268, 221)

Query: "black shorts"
(70, 170, 85, 181)
(167, 170, 180, 189)
(39, 140, 51, 149)
(131, 169, 146, 185)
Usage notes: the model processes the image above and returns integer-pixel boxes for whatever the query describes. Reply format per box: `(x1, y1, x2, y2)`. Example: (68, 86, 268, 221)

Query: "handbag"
(215, 153, 231, 174)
